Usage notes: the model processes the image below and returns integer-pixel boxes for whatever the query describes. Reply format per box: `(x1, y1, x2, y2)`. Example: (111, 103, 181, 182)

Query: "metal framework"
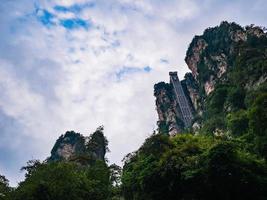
(169, 72, 193, 127)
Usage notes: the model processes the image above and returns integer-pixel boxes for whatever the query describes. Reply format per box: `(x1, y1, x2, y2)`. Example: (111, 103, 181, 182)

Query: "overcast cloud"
(0, 0, 267, 186)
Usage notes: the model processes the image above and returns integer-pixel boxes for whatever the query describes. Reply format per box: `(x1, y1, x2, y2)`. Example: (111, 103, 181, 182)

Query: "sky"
(0, 0, 267, 186)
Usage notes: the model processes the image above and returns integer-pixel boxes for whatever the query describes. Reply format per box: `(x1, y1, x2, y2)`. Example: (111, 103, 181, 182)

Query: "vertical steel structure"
(169, 72, 193, 127)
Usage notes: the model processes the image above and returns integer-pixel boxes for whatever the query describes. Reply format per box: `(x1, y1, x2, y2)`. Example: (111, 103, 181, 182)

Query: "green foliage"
(109, 164, 122, 186)
(122, 134, 171, 200)
(196, 22, 267, 140)
(186, 22, 242, 58)
(87, 126, 109, 161)
(227, 87, 246, 110)
(186, 21, 244, 90)
(203, 21, 242, 54)
(245, 83, 267, 107)
(122, 134, 267, 200)
(20, 160, 42, 179)
(197, 59, 213, 84)
(109, 164, 122, 200)
(157, 121, 169, 134)
(138, 134, 172, 157)
(4, 128, 118, 200)
(206, 142, 267, 200)
(0, 175, 11, 200)
(227, 110, 249, 136)
(12, 161, 110, 200)
(206, 86, 229, 115)
(248, 93, 267, 136)
(200, 115, 226, 135)
(254, 135, 267, 160)
(230, 37, 267, 87)
(153, 82, 173, 98)
(247, 93, 267, 159)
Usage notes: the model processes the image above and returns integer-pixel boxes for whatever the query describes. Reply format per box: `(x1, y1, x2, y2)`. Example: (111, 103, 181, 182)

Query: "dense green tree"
(200, 115, 226, 135)
(0, 175, 11, 200)
(205, 142, 267, 200)
(109, 164, 122, 200)
(12, 161, 110, 200)
(21, 160, 42, 178)
(208, 87, 228, 114)
(87, 126, 109, 161)
(227, 110, 249, 135)
(248, 93, 267, 136)
(227, 87, 246, 110)
(247, 93, 267, 159)
(122, 134, 267, 200)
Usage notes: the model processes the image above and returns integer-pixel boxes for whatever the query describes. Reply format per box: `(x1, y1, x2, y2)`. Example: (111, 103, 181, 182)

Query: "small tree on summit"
(87, 126, 109, 161)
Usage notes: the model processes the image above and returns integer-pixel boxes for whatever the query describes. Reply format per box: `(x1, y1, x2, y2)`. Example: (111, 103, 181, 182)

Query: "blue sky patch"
(36, 9, 55, 26)
(54, 2, 95, 13)
(54, 5, 82, 13)
(116, 66, 151, 80)
(60, 18, 90, 30)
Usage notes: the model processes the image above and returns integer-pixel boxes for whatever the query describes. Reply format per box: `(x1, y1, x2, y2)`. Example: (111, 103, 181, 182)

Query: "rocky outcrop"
(48, 127, 107, 164)
(154, 82, 184, 135)
(185, 38, 207, 79)
(49, 131, 86, 162)
(86, 126, 108, 161)
(182, 73, 201, 112)
(154, 21, 267, 134)
(246, 25, 266, 37)
(185, 21, 267, 97)
(245, 74, 267, 90)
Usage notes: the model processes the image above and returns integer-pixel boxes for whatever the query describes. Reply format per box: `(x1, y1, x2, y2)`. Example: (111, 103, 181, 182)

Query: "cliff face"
(185, 22, 266, 96)
(154, 21, 267, 135)
(154, 82, 183, 135)
(181, 73, 200, 113)
(49, 131, 86, 162)
(49, 127, 107, 164)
